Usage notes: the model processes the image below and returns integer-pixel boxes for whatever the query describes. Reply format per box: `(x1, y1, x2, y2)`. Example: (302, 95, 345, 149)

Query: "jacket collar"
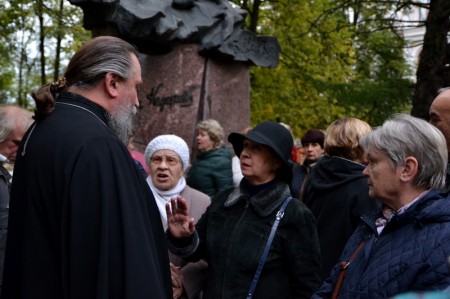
(57, 92, 109, 125)
(361, 189, 450, 233)
(224, 179, 291, 217)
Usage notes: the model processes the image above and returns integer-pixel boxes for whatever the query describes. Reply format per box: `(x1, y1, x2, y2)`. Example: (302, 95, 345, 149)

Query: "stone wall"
(132, 44, 251, 157)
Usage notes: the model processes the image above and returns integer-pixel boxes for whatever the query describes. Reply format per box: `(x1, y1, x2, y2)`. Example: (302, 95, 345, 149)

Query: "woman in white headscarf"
(145, 134, 210, 299)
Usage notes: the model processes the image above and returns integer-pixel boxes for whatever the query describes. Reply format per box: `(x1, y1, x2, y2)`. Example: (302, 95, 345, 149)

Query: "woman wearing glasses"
(144, 134, 210, 299)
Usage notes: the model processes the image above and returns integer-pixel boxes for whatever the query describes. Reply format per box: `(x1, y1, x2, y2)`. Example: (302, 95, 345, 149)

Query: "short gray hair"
(360, 113, 447, 190)
(0, 105, 33, 143)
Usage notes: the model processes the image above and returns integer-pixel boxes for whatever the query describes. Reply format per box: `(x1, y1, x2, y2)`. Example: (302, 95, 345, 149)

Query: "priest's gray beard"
(106, 99, 137, 145)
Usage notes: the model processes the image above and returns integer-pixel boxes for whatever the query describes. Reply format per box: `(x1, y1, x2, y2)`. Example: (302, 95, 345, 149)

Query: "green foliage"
(0, 0, 89, 107)
(233, 0, 415, 138)
(0, 0, 419, 124)
(324, 79, 413, 126)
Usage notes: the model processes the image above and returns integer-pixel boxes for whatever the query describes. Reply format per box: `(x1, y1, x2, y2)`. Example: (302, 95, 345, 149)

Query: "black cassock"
(2, 92, 172, 299)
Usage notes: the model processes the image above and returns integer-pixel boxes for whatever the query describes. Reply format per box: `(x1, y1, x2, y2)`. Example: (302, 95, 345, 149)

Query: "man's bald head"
(430, 88, 450, 153)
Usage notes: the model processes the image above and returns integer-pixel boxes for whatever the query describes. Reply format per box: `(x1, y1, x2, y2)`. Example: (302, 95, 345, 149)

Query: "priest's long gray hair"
(64, 36, 138, 91)
(32, 36, 139, 121)
(360, 113, 447, 190)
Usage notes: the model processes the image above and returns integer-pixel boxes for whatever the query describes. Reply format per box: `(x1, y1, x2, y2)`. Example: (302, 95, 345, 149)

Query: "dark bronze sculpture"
(69, 0, 280, 67)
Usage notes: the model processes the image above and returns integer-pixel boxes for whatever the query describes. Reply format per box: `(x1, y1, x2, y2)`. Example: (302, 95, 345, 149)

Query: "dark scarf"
(224, 178, 291, 217)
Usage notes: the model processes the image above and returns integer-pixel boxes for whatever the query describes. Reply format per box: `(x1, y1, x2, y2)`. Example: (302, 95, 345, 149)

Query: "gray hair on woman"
(196, 119, 224, 149)
(360, 113, 447, 190)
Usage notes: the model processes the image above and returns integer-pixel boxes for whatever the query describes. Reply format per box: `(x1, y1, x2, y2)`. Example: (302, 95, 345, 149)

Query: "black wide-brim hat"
(228, 121, 293, 181)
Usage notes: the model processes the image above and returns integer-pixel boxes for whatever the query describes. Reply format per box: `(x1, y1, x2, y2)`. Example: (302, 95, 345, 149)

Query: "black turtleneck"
(241, 178, 277, 197)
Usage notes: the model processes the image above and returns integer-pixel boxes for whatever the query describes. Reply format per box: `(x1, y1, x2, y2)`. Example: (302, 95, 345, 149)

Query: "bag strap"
(331, 239, 366, 299)
(246, 195, 293, 299)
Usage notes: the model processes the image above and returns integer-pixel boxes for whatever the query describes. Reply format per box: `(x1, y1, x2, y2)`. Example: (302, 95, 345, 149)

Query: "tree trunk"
(411, 0, 450, 120)
(249, 0, 261, 33)
(36, 0, 47, 85)
(54, 0, 64, 82)
(17, 47, 25, 107)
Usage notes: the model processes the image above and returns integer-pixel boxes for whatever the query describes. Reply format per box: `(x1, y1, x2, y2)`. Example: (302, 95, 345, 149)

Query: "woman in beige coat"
(145, 134, 210, 299)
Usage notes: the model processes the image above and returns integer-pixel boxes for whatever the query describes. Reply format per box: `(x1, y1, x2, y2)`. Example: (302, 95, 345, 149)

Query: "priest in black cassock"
(1, 36, 172, 299)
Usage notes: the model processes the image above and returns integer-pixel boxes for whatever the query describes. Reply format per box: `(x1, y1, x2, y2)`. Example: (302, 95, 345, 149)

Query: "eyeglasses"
(150, 155, 180, 166)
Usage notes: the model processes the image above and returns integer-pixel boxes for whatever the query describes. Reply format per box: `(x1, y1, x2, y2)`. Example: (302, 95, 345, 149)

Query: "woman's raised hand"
(166, 196, 195, 238)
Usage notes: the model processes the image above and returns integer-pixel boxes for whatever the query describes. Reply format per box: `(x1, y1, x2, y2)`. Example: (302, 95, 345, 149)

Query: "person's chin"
(241, 163, 251, 171)
(155, 180, 171, 188)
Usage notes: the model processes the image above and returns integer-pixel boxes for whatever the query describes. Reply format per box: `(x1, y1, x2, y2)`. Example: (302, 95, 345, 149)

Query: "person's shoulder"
(182, 186, 211, 218)
(417, 191, 450, 222)
(280, 197, 319, 230)
(211, 148, 233, 166)
(183, 185, 210, 203)
(210, 148, 232, 159)
(285, 197, 315, 219)
(68, 134, 132, 172)
(82, 134, 126, 153)
(288, 197, 311, 211)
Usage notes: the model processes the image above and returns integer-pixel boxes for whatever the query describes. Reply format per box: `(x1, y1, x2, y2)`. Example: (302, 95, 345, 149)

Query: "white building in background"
(397, 1, 429, 78)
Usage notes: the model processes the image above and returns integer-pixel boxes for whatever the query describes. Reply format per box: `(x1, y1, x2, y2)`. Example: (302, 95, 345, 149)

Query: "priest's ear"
(104, 72, 121, 97)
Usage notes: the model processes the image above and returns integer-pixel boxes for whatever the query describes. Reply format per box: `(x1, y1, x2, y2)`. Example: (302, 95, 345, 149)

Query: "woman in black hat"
(166, 121, 321, 299)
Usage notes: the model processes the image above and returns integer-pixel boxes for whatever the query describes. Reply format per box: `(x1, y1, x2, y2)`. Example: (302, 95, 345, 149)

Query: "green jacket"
(169, 180, 322, 299)
(187, 148, 233, 197)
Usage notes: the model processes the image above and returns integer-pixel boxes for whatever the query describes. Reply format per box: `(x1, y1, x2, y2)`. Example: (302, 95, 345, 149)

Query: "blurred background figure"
(301, 128, 325, 170)
(301, 118, 379, 279)
(0, 105, 33, 166)
(429, 87, 450, 193)
(231, 126, 252, 187)
(0, 105, 32, 294)
(279, 122, 304, 198)
(127, 136, 149, 178)
(144, 134, 210, 299)
(167, 121, 321, 298)
(279, 122, 300, 163)
(187, 119, 233, 197)
(294, 139, 306, 164)
(290, 128, 325, 198)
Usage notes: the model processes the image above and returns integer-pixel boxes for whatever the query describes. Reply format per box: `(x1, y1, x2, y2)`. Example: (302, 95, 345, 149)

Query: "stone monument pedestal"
(133, 44, 251, 155)
(68, 0, 279, 159)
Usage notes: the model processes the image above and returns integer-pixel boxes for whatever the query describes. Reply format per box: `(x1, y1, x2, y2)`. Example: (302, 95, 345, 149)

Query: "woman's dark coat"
(169, 180, 321, 299)
(312, 190, 450, 298)
(302, 155, 380, 279)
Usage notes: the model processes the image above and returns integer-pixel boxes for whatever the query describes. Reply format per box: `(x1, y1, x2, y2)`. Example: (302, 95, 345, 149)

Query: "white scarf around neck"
(146, 176, 186, 227)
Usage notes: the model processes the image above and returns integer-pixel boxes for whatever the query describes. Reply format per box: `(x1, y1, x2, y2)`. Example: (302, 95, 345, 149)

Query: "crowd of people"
(2, 36, 450, 299)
